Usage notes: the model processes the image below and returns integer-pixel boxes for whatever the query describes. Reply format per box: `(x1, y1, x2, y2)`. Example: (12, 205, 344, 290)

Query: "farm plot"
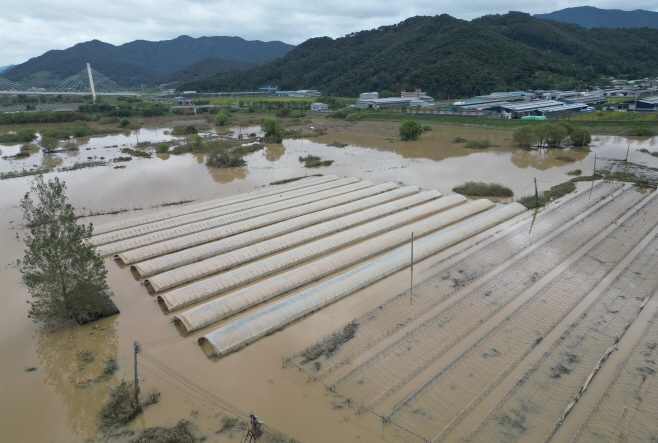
(286, 182, 624, 379)
(571, 310, 658, 443)
(330, 187, 647, 410)
(465, 236, 658, 443)
(385, 191, 658, 443)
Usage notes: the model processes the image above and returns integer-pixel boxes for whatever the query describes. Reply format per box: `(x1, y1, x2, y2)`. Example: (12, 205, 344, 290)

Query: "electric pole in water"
(134, 341, 141, 404)
(534, 177, 539, 208)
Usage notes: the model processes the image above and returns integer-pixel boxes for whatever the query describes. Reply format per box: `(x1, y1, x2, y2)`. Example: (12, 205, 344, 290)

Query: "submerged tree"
(21, 176, 114, 327)
(399, 120, 423, 141)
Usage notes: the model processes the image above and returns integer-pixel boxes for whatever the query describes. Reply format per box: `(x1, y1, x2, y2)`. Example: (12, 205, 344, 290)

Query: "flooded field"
(1, 119, 657, 443)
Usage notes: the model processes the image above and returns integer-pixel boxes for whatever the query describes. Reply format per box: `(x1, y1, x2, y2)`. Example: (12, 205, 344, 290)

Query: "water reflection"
(510, 148, 589, 171)
(207, 166, 248, 184)
(156, 153, 171, 161)
(41, 154, 63, 169)
(263, 144, 286, 162)
(35, 319, 119, 436)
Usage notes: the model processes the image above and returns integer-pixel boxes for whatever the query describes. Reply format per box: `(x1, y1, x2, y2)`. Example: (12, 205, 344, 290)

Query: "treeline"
(179, 12, 658, 97)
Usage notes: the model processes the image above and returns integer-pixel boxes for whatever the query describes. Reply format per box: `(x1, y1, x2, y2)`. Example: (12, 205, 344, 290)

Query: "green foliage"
(214, 112, 229, 126)
(155, 143, 169, 153)
(261, 119, 284, 143)
(299, 155, 334, 167)
(546, 124, 569, 148)
(206, 147, 247, 168)
(72, 120, 90, 137)
(177, 12, 658, 96)
(38, 136, 59, 152)
(100, 381, 141, 428)
(275, 107, 291, 118)
(97, 117, 120, 124)
(452, 137, 468, 143)
(0, 128, 38, 143)
(453, 182, 514, 197)
(512, 126, 538, 148)
(270, 174, 323, 185)
(464, 140, 492, 149)
(290, 110, 304, 118)
(21, 176, 114, 327)
(172, 125, 198, 135)
(399, 120, 423, 141)
(422, 125, 433, 132)
(345, 113, 360, 121)
(517, 181, 576, 208)
(119, 118, 130, 128)
(570, 127, 592, 146)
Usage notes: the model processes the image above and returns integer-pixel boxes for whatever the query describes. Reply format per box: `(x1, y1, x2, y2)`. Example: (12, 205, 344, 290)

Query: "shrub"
(512, 126, 538, 148)
(291, 110, 304, 118)
(39, 136, 59, 152)
(517, 181, 576, 209)
(206, 148, 246, 168)
(453, 182, 513, 197)
(275, 108, 292, 118)
(570, 128, 592, 146)
(299, 155, 334, 167)
(0, 128, 38, 143)
(422, 125, 433, 132)
(399, 121, 423, 141)
(452, 137, 468, 143)
(261, 119, 284, 143)
(72, 121, 90, 137)
(155, 143, 169, 153)
(464, 140, 492, 149)
(100, 381, 141, 428)
(345, 113, 360, 121)
(119, 118, 130, 128)
(214, 113, 229, 126)
(172, 125, 198, 135)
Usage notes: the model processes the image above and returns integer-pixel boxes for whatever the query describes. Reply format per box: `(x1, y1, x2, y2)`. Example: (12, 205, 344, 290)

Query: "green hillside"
(151, 58, 258, 86)
(3, 36, 294, 88)
(179, 13, 658, 97)
(535, 6, 658, 29)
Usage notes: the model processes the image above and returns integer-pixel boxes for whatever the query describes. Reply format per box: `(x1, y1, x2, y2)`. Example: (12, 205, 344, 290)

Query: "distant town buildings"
(401, 89, 428, 98)
(172, 97, 193, 105)
(310, 102, 329, 112)
(288, 90, 321, 97)
(355, 90, 435, 109)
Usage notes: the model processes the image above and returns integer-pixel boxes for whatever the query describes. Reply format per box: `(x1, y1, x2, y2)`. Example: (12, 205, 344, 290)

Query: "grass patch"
(100, 381, 142, 428)
(301, 322, 359, 365)
(24, 367, 37, 372)
(452, 137, 468, 143)
(172, 125, 198, 136)
(270, 174, 322, 185)
(517, 181, 576, 209)
(327, 141, 348, 147)
(464, 140, 495, 149)
(299, 154, 334, 168)
(161, 200, 194, 207)
(130, 420, 195, 443)
(121, 148, 152, 158)
(77, 350, 94, 366)
(113, 156, 132, 163)
(453, 181, 513, 197)
(567, 169, 582, 176)
(621, 128, 655, 136)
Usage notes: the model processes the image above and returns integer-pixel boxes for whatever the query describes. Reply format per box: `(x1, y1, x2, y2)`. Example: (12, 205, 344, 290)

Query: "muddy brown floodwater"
(0, 121, 656, 442)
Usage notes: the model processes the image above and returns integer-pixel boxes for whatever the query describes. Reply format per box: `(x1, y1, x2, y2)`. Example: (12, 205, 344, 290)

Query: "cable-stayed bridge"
(0, 64, 141, 100)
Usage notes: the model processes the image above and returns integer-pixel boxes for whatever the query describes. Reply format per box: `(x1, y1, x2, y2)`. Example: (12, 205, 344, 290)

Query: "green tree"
(399, 120, 423, 141)
(155, 143, 169, 153)
(345, 113, 359, 121)
(533, 124, 551, 147)
(21, 176, 114, 327)
(214, 113, 229, 126)
(17, 128, 38, 142)
(512, 126, 538, 148)
(570, 128, 592, 146)
(261, 119, 284, 143)
(546, 124, 569, 148)
(119, 118, 130, 128)
(39, 136, 59, 153)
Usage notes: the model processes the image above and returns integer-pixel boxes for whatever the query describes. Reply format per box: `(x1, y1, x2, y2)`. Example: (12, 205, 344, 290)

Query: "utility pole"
(410, 232, 414, 271)
(593, 154, 597, 175)
(625, 142, 630, 162)
(534, 177, 539, 208)
(133, 341, 141, 404)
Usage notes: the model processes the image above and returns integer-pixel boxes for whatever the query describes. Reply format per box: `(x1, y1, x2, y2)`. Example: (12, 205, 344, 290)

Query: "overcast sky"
(1, 0, 657, 66)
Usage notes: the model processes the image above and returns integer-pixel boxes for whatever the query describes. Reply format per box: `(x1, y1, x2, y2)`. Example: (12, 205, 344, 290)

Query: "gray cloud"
(1, 0, 656, 65)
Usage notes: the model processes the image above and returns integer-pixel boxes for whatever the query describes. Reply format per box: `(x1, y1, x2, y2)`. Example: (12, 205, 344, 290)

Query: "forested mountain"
(152, 58, 258, 86)
(2, 36, 294, 88)
(178, 13, 658, 97)
(535, 6, 658, 29)
(0, 65, 14, 73)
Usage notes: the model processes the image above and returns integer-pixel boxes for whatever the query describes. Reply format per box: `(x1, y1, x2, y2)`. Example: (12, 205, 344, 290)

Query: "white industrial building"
(288, 90, 322, 97)
(359, 92, 379, 99)
(311, 102, 329, 112)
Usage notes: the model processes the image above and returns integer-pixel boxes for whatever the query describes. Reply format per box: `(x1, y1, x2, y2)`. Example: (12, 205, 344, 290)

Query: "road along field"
(286, 183, 658, 443)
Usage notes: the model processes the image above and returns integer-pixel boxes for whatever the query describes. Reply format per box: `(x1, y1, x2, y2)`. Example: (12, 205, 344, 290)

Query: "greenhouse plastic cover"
(198, 203, 526, 357)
